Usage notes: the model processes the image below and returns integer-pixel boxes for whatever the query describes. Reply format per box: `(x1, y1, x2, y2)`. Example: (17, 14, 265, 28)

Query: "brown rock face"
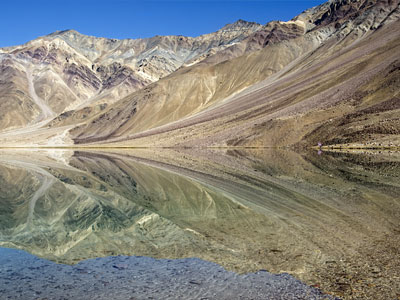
(68, 0, 400, 148)
(0, 20, 263, 133)
(0, 0, 399, 148)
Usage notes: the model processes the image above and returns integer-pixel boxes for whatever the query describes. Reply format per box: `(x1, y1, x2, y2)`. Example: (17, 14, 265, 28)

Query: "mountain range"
(0, 0, 399, 148)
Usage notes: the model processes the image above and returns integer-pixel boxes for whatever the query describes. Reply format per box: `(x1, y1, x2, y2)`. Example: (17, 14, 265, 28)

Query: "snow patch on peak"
(280, 20, 306, 28)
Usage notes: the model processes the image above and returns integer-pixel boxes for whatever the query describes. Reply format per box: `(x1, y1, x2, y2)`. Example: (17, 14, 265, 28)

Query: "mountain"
(0, 20, 262, 132)
(0, 0, 399, 147)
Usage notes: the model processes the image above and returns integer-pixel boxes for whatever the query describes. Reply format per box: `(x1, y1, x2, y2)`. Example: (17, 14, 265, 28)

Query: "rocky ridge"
(0, 0, 399, 148)
(68, 0, 400, 147)
(0, 20, 262, 132)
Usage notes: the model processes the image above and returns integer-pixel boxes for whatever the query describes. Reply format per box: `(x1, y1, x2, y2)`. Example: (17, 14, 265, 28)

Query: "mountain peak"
(221, 19, 261, 31)
(48, 29, 82, 37)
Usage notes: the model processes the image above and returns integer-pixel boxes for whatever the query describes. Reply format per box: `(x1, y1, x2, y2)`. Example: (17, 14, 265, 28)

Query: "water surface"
(0, 148, 399, 299)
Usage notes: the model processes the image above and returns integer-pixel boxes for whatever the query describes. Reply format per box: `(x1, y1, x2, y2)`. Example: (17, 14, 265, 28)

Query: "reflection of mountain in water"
(0, 149, 399, 299)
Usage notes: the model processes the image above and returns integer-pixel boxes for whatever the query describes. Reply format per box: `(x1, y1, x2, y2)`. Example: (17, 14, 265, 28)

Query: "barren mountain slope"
(69, 0, 400, 147)
(0, 20, 262, 132)
(0, 57, 42, 130)
(0, 0, 398, 147)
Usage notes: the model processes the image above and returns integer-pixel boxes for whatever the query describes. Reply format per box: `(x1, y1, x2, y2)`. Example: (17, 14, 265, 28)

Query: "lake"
(0, 148, 399, 299)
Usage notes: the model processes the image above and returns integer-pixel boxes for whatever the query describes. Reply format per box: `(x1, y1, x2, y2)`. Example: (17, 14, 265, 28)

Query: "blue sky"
(0, 0, 325, 47)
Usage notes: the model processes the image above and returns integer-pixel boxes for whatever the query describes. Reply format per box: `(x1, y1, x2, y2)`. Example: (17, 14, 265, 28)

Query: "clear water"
(0, 148, 399, 296)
